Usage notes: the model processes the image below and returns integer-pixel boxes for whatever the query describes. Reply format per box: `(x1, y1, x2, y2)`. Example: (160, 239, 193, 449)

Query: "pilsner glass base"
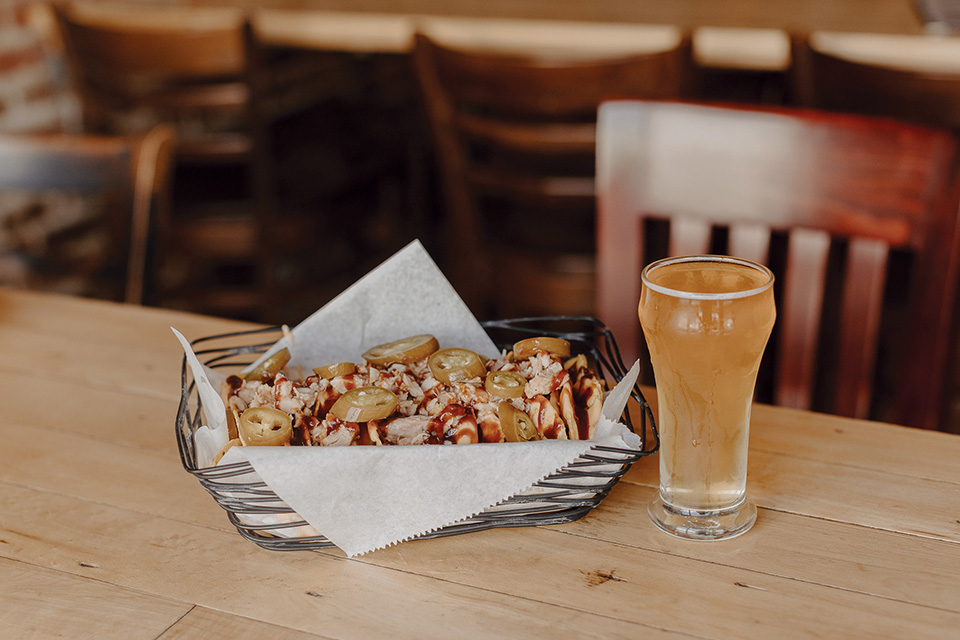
(648, 495, 757, 541)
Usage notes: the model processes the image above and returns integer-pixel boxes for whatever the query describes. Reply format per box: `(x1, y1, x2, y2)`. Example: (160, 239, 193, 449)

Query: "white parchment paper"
(175, 240, 642, 556)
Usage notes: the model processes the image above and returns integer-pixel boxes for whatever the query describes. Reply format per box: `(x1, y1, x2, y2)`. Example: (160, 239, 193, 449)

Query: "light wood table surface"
(50, 1, 791, 71)
(2, 287, 959, 639)
(51, 0, 960, 78)
(42, 1, 960, 74)
(186, 0, 927, 35)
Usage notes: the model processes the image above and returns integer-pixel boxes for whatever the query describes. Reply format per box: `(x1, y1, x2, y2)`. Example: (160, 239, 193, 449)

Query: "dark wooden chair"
(0, 125, 175, 304)
(52, 3, 337, 321)
(790, 32, 960, 131)
(412, 31, 696, 319)
(596, 100, 960, 430)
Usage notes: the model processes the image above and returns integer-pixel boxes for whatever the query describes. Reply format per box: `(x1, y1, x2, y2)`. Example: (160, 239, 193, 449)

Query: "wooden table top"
(55, 0, 960, 72)
(187, 0, 928, 35)
(3, 287, 960, 639)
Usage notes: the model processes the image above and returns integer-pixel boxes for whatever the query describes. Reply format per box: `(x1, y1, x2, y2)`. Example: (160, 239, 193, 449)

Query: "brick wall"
(0, 0, 70, 133)
(0, 0, 95, 295)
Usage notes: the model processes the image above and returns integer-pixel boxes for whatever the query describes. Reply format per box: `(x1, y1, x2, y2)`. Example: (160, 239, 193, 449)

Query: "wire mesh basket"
(176, 316, 659, 551)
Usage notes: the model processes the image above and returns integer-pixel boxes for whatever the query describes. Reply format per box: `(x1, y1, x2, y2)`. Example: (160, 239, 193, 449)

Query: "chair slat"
(467, 167, 595, 205)
(597, 100, 960, 430)
(669, 217, 712, 256)
(833, 237, 889, 419)
(728, 223, 771, 264)
(454, 114, 597, 154)
(414, 33, 696, 317)
(775, 228, 831, 410)
(596, 181, 646, 364)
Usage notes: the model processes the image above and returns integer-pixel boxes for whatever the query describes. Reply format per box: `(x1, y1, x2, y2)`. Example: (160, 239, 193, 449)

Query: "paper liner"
(175, 240, 643, 556)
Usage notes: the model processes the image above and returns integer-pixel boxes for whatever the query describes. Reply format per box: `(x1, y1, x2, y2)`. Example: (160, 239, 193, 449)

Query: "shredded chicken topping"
(222, 342, 606, 449)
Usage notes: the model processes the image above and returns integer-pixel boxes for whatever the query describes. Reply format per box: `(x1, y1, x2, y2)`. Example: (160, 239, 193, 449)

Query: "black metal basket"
(175, 316, 658, 551)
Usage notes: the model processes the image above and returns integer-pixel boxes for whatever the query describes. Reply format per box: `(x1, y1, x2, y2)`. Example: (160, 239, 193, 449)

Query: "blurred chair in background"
(0, 125, 175, 304)
(53, 4, 276, 319)
(790, 32, 960, 131)
(596, 100, 960, 431)
(52, 3, 387, 322)
(412, 30, 696, 319)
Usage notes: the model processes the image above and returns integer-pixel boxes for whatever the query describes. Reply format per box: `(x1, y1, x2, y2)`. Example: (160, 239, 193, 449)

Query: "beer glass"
(639, 255, 775, 540)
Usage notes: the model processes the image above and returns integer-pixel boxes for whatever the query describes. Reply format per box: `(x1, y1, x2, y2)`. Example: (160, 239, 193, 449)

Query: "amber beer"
(639, 255, 775, 540)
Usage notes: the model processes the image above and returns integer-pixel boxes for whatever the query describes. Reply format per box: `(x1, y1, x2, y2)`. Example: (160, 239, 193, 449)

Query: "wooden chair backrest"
(596, 100, 960, 430)
(52, 3, 299, 321)
(0, 126, 176, 304)
(790, 33, 960, 131)
(52, 3, 264, 161)
(411, 32, 695, 316)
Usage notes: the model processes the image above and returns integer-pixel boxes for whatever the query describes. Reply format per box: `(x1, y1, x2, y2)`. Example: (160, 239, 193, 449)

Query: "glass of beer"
(639, 255, 775, 540)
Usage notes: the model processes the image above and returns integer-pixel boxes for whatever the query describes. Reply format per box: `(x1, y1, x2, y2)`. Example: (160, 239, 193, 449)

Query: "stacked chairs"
(596, 100, 960, 430)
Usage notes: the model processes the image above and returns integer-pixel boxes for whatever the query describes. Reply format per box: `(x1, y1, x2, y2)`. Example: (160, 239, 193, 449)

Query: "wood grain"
(572, 485, 960, 612)
(747, 402, 960, 483)
(0, 416, 227, 530)
(638, 390, 960, 484)
(0, 484, 677, 639)
(158, 606, 333, 640)
(55, 0, 934, 75)
(2, 480, 958, 639)
(1, 369, 182, 450)
(0, 557, 190, 640)
(5, 409, 959, 616)
(186, 0, 926, 35)
(4, 288, 960, 638)
(0, 288, 251, 342)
